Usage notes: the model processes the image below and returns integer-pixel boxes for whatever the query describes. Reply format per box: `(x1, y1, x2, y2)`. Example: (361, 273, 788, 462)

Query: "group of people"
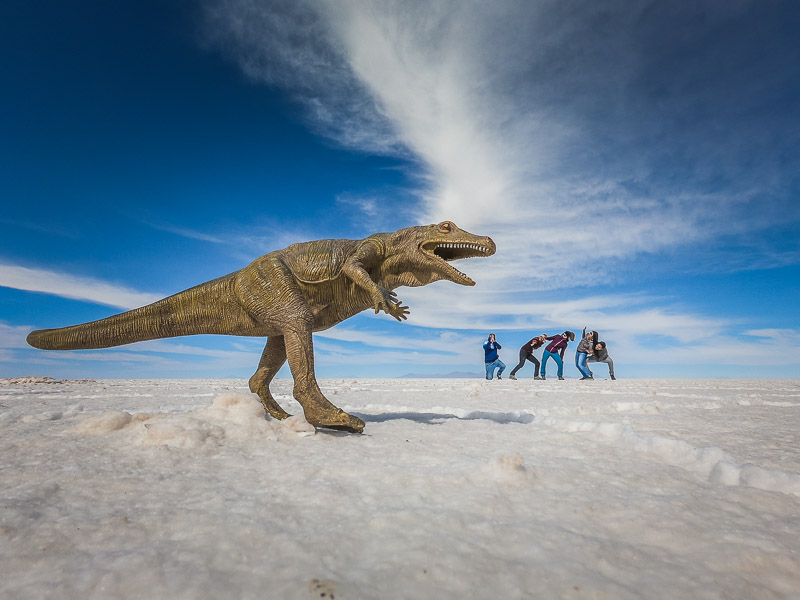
(482, 329, 615, 381)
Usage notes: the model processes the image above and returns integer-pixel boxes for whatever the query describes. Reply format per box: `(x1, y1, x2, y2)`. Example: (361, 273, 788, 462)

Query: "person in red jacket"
(540, 331, 575, 380)
(509, 334, 548, 380)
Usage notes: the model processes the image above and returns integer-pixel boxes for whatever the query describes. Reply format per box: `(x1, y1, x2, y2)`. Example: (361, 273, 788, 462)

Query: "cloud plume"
(204, 0, 799, 291)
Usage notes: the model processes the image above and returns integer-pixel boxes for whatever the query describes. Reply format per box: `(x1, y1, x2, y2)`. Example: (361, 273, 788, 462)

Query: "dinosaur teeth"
(431, 242, 491, 255)
(436, 242, 491, 255)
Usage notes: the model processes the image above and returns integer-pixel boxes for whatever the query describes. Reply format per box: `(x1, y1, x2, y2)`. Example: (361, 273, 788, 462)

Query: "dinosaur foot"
(259, 396, 292, 420)
(303, 406, 365, 434)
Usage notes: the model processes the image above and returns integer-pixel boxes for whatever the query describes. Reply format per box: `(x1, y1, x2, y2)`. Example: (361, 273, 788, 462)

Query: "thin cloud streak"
(0, 323, 34, 349)
(0, 263, 163, 310)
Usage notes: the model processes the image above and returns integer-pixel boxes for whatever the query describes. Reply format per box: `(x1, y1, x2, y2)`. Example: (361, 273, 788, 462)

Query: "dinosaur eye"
(438, 222, 452, 233)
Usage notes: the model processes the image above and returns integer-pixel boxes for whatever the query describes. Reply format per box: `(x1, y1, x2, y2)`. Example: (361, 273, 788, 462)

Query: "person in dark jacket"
(587, 341, 616, 380)
(483, 333, 505, 380)
(509, 334, 548, 380)
(540, 331, 575, 380)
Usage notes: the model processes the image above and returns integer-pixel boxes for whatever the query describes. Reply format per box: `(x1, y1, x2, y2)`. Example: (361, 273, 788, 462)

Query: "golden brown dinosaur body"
(27, 222, 496, 432)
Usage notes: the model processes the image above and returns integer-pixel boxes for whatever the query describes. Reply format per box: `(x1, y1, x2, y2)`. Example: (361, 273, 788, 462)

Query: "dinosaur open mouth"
(420, 240, 495, 285)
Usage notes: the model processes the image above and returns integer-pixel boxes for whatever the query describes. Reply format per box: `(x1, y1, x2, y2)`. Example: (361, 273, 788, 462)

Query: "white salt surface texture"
(1, 377, 799, 599)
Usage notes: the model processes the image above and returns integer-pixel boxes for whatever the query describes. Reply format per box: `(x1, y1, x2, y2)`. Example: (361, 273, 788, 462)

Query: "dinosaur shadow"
(353, 410, 535, 426)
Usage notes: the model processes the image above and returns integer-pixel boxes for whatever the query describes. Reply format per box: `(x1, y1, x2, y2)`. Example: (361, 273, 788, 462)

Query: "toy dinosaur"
(27, 221, 496, 433)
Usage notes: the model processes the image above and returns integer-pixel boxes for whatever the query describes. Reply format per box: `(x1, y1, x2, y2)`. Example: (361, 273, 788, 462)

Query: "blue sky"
(2, 0, 799, 379)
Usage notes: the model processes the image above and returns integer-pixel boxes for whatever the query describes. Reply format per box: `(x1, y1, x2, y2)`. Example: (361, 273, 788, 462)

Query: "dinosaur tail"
(26, 273, 254, 350)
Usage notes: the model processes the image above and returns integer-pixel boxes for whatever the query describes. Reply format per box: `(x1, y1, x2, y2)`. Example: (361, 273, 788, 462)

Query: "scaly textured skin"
(27, 221, 496, 433)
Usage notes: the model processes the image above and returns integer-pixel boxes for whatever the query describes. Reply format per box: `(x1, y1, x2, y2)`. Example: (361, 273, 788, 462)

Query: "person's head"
(564, 330, 575, 342)
(488, 333, 496, 342)
(595, 341, 606, 351)
(539, 333, 548, 341)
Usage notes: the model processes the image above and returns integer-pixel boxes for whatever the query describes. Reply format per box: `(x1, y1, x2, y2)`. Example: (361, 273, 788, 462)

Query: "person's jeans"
(541, 350, 563, 377)
(485, 359, 505, 379)
(575, 351, 592, 378)
(587, 356, 614, 377)
(510, 349, 540, 377)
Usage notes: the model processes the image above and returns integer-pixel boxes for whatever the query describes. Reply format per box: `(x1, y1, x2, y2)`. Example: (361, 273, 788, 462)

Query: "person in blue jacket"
(483, 333, 505, 380)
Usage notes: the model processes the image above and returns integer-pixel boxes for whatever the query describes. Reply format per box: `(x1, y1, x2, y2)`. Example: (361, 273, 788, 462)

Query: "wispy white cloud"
(128, 339, 262, 361)
(0, 217, 79, 239)
(145, 222, 226, 244)
(193, 1, 800, 375)
(314, 341, 471, 366)
(138, 216, 319, 260)
(317, 326, 475, 353)
(609, 328, 800, 368)
(0, 323, 33, 349)
(334, 189, 419, 232)
(0, 263, 163, 309)
(204, 0, 800, 290)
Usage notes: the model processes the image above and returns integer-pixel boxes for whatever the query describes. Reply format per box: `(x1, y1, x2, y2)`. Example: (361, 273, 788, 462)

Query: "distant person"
(540, 331, 575, 380)
(483, 333, 505, 380)
(587, 341, 616, 380)
(509, 334, 548, 380)
(576, 327, 598, 380)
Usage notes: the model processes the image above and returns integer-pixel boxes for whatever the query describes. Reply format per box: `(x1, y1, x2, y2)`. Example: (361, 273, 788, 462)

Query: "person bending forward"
(509, 334, 548, 380)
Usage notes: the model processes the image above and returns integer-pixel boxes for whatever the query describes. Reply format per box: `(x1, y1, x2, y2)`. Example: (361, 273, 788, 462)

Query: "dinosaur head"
(380, 221, 496, 287)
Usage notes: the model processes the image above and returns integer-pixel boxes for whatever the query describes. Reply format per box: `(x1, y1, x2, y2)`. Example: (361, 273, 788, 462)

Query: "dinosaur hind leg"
(283, 324, 365, 433)
(235, 261, 363, 433)
(250, 335, 291, 420)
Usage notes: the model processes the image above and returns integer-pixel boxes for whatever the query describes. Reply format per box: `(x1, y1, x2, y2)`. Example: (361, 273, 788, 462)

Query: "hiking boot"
(509, 374, 517, 380)
(558, 376, 565, 380)
(534, 376, 543, 380)
(611, 375, 616, 380)
(497, 374, 502, 380)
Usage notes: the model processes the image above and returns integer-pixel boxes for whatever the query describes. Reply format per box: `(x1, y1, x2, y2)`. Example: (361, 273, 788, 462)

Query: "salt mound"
(0, 376, 60, 385)
(140, 417, 225, 449)
(204, 392, 271, 424)
(72, 411, 133, 433)
(472, 452, 537, 487)
(70, 392, 315, 449)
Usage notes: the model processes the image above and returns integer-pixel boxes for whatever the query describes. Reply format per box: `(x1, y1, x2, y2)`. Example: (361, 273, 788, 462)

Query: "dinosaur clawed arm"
(375, 288, 409, 321)
(385, 301, 410, 321)
(368, 279, 411, 322)
(342, 242, 410, 322)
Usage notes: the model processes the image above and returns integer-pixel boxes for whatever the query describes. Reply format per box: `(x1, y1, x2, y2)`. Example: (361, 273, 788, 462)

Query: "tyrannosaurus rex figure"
(27, 221, 496, 433)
